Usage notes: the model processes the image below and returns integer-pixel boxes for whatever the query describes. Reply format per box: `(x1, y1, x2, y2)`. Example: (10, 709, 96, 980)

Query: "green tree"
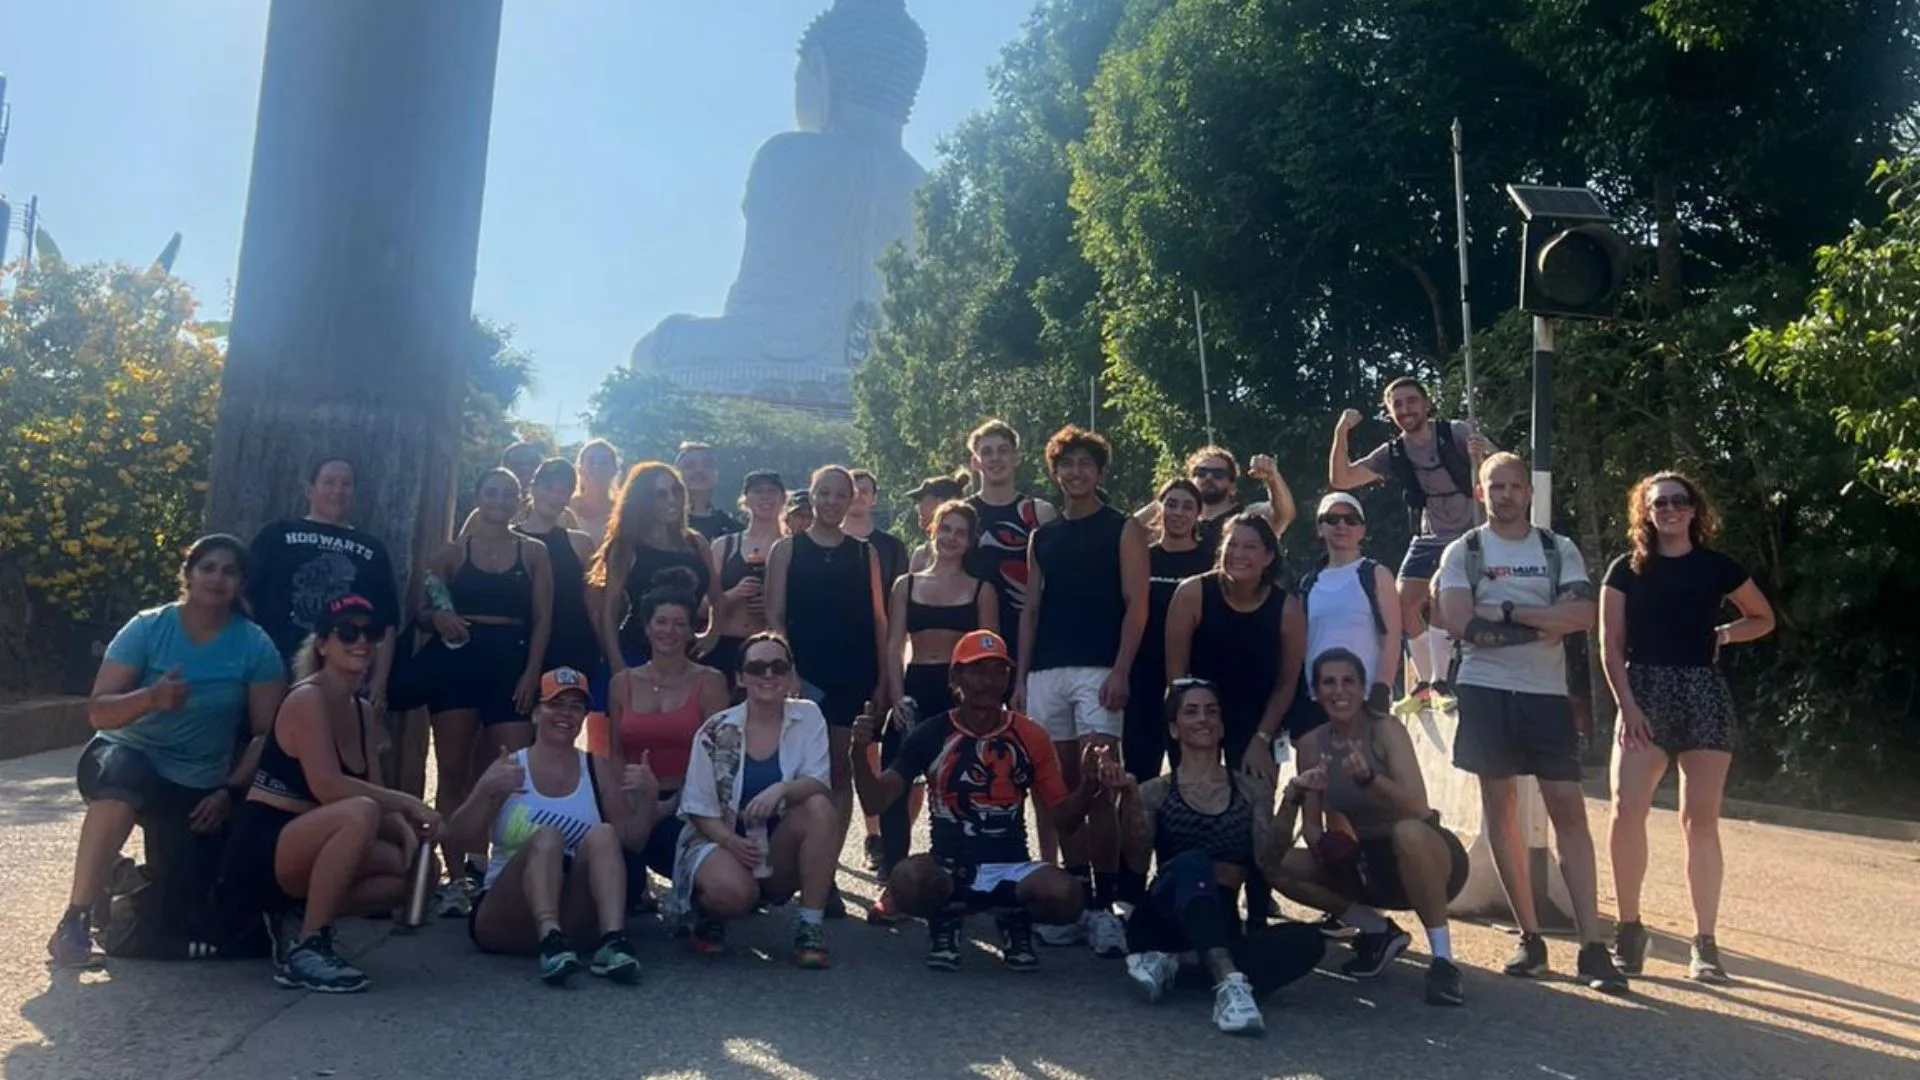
(457, 317, 543, 500)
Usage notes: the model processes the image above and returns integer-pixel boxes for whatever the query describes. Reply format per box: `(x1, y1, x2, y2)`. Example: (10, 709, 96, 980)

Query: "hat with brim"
(315, 594, 384, 638)
(1316, 492, 1366, 522)
(539, 667, 591, 704)
(906, 476, 967, 501)
(951, 630, 1011, 668)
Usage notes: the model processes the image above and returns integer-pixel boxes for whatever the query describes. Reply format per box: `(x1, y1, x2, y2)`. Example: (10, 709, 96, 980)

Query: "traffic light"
(1504, 184, 1630, 320)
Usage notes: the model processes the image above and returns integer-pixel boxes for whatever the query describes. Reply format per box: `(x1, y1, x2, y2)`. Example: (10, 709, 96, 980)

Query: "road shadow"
(0, 767, 82, 829)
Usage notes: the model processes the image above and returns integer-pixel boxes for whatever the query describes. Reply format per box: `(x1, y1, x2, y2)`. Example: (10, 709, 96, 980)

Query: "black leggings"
(879, 666, 951, 873)
(1126, 850, 1324, 997)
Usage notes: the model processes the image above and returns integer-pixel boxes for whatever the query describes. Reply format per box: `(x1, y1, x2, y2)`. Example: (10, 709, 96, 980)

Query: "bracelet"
(1253, 731, 1274, 744)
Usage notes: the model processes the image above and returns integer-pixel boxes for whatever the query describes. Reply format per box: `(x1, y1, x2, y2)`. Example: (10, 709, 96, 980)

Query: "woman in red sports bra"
(606, 571, 730, 898)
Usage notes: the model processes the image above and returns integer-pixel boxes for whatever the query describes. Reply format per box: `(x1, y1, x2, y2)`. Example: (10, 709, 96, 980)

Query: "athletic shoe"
(1578, 942, 1631, 994)
(866, 886, 906, 925)
(275, 928, 368, 993)
(824, 886, 848, 919)
(1391, 686, 1432, 717)
(1126, 950, 1179, 1004)
(863, 835, 886, 874)
(1503, 931, 1550, 977)
(997, 911, 1040, 973)
(46, 912, 101, 970)
(925, 914, 963, 972)
(1035, 912, 1085, 947)
(1689, 935, 1729, 984)
(1425, 958, 1466, 1006)
(792, 920, 831, 969)
(1086, 909, 1128, 959)
(1211, 972, 1265, 1036)
(1313, 912, 1361, 940)
(590, 934, 640, 984)
(434, 879, 473, 919)
(689, 917, 726, 956)
(1612, 919, 1650, 976)
(1342, 920, 1411, 978)
(537, 929, 583, 986)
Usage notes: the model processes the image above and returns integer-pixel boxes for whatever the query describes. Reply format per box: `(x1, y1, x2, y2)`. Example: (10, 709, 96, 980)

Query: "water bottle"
(747, 820, 773, 879)
(399, 843, 436, 930)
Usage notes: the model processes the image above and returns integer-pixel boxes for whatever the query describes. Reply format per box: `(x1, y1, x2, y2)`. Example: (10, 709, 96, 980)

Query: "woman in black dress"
(591, 461, 723, 674)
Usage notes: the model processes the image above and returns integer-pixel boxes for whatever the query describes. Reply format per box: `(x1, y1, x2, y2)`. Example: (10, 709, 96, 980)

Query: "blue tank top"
(735, 751, 783, 836)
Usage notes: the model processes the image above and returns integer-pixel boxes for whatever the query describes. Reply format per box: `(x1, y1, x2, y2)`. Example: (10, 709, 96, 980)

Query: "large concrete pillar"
(207, 0, 502, 599)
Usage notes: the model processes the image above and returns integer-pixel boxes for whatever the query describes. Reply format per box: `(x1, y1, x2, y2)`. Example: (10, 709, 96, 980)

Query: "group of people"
(49, 383, 1774, 1036)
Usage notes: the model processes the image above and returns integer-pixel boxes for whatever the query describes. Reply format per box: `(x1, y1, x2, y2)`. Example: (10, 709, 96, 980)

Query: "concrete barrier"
(1276, 704, 1573, 926)
(0, 696, 93, 761)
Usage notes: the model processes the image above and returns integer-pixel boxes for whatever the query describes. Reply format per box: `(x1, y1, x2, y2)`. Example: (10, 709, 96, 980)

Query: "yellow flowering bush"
(0, 261, 223, 622)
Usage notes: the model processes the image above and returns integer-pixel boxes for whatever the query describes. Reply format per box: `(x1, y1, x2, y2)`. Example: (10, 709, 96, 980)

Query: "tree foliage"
(0, 261, 224, 622)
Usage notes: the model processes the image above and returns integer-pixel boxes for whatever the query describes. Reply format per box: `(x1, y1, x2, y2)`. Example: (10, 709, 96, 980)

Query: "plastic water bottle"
(746, 821, 773, 879)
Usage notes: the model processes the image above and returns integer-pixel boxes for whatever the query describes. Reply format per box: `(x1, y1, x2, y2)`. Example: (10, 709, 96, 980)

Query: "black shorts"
(901, 663, 953, 722)
(813, 682, 868, 729)
(428, 622, 531, 725)
(218, 801, 301, 920)
(1398, 533, 1452, 581)
(1452, 684, 1581, 782)
(1357, 817, 1470, 910)
(76, 737, 210, 815)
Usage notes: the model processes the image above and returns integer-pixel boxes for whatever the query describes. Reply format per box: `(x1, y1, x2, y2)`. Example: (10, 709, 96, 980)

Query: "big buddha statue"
(631, 0, 929, 409)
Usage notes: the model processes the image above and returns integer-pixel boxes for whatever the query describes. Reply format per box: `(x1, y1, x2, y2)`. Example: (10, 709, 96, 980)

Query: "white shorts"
(1026, 666, 1123, 742)
(971, 862, 1047, 895)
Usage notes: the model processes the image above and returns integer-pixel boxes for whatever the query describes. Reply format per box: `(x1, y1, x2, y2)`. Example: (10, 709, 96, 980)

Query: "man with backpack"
(1432, 453, 1628, 994)
(1329, 377, 1491, 701)
(1289, 492, 1403, 738)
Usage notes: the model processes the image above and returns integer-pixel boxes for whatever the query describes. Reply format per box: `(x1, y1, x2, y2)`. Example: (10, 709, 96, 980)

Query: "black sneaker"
(1689, 935, 1729, 984)
(1314, 912, 1360, 940)
(1578, 942, 1631, 994)
(925, 915, 962, 972)
(996, 911, 1040, 973)
(1425, 957, 1465, 1006)
(1612, 919, 1650, 976)
(1503, 932, 1549, 977)
(1342, 920, 1411, 979)
(863, 835, 886, 874)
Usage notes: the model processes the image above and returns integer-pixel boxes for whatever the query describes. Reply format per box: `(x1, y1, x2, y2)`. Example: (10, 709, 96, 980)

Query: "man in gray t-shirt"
(1329, 377, 1491, 694)
(1433, 452, 1626, 994)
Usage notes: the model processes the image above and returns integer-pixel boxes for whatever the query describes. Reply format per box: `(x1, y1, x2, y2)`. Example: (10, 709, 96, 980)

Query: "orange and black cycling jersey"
(892, 708, 1067, 867)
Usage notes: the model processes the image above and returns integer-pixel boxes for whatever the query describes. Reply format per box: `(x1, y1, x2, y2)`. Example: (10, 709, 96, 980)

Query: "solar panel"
(1504, 184, 1612, 223)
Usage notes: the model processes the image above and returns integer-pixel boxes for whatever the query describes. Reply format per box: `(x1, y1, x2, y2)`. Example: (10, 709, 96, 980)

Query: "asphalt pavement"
(3, 744, 1916, 1080)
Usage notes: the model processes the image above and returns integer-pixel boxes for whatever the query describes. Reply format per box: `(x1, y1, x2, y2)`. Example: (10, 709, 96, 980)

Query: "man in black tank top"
(1017, 426, 1150, 956)
(961, 420, 1057, 667)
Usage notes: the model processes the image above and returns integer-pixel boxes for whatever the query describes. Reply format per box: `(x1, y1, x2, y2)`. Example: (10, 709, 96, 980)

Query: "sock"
(796, 907, 824, 926)
(1404, 630, 1431, 686)
(1066, 864, 1094, 912)
(1344, 905, 1388, 934)
(1426, 628, 1453, 687)
(1427, 926, 1453, 961)
(1094, 870, 1120, 911)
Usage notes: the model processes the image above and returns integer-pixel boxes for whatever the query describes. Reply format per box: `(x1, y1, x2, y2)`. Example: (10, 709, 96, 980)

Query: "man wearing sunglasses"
(1136, 447, 1297, 557)
(1329, 377, 1494, 701)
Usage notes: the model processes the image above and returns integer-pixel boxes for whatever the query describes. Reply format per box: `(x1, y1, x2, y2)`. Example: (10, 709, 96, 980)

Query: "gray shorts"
(1399, 533, 1453, 581)
(1452, 685, 1581, 782)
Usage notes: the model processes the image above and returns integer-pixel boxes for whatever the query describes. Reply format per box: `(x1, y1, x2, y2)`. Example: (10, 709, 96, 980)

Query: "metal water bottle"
(399, 844, 436, 929)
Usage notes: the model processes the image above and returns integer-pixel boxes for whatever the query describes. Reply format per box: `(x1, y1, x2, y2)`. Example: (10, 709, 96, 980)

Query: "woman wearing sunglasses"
(220, 595, 441, 993)
(1601, 472, 1772, 984)
(670, 633, 840, 967)
(1271, 648, 1469, 1007)
(1289, 492, 1401, 738)
(591, 461, 723, 673)
(1113, 678, 1325, 1036)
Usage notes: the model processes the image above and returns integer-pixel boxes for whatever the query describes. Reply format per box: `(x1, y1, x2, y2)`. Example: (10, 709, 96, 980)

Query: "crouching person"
(851, 630, 1100, 974)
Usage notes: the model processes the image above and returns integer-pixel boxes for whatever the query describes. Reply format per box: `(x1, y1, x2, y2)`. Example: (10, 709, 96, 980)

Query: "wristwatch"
(1501, 600, 1515, 623)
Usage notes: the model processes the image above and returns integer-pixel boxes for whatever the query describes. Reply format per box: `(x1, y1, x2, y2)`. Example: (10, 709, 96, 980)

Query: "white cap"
(1316, 492, 1366, 521)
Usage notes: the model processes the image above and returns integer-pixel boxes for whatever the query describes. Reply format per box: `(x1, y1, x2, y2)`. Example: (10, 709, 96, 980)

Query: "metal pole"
(1192, 289, 1215, 445)
(1530, 315, 1554, 528)
(1452, 119, 1479, 431)
(22, 195, 36, 266)
(1089, 374, 1097, 431)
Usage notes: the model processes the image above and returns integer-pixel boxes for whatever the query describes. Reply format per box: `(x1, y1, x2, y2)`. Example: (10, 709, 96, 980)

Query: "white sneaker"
(1035, 912, 1086, 947)
(1212, 972, 1265, 1036)
(1126, 951, 1178, 1004)
(1086, 909, 1128, 958)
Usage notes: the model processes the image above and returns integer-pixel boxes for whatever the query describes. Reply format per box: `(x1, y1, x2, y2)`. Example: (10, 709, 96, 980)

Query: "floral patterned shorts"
(1628, 664, 1737, 754)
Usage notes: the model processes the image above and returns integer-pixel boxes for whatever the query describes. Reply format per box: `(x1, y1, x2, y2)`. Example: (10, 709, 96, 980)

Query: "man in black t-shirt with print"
(851, 630, 1102, 973)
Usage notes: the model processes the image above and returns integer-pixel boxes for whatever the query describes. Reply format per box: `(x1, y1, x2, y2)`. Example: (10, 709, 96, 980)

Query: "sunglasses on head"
(1191, 466, 1232, 481)
(330, 622, 377, 645)
(741, 658, 794, 678)
(1319, 514, 1362, 527)
(1650, 493, 1693, 511)
(1170, 676, 1216, 691)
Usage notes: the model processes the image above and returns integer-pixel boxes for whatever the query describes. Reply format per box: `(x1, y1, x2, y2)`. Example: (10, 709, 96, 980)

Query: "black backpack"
(1385, 422, 1475, 532)
(1298, 556, 1388, 636)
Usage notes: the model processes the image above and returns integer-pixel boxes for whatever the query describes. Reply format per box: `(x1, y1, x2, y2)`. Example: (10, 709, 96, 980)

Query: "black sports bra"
(449, 537, 532, 623)
(906, 577, 983, 635)
(252, 695, 371, 806)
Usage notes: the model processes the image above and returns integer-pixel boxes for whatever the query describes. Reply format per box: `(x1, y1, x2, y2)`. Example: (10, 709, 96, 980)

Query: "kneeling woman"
(672, 632, 840, 967)
(447, 668, 656, 986)
(222, 596, 441, 993)
(1115, 679, 1326, 1037)
(1272, 648, 1469, 1006)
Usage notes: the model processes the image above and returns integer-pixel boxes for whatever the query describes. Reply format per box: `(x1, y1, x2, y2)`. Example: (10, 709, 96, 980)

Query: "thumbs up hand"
(479, 746, 526, 798)
(150, 665, 190, 711)
(623, 750, 660, 803)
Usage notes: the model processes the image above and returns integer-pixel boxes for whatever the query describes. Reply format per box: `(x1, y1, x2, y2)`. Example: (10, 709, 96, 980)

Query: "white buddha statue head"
(795, 0, 928, 138)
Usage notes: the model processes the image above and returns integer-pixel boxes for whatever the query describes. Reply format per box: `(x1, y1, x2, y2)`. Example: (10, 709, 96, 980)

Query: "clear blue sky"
(1, 0, 1035, 443)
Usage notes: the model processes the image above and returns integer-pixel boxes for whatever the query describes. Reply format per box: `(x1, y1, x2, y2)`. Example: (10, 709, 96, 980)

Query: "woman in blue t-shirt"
(48, 534, 286, 968)
(1601, 472, 1774, 984)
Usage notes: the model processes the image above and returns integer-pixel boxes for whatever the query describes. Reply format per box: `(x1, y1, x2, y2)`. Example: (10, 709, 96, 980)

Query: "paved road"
(3, 744, 1916, 1080)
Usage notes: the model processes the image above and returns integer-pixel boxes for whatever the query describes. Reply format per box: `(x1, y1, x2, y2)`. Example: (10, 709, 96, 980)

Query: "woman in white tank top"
(1288, 493, 1402, 733)
(444, 667, 662, 986)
